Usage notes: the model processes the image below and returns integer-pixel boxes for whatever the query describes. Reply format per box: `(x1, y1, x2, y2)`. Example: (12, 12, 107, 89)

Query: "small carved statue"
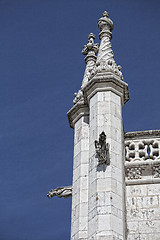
(95, 131, 110, 165)
(47, 186, 72, 199)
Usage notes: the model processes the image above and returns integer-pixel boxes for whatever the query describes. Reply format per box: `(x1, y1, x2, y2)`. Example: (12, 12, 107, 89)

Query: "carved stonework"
(125, 139, 160, 162)
(47, 186, 72, 199)
(88, 12, 123, 81)
(88, 60, 123, 81)
(82, 33, 99, 62)
(125, 131, 160, 185)
(73, 33, 99, 105)
(153, 166, 160, 178)
(73, 89, 84, 105)
(126, 167, 142, 180)
(95, 131, 109, 165)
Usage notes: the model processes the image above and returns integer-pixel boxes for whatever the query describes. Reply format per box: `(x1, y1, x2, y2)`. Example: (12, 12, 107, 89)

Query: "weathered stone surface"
(126, 184, 160, 239)
(71, 114, 89, 240)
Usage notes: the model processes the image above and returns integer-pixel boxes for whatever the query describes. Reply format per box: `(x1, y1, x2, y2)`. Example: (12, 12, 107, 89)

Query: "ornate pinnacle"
(98, 11, 114, 40)
(73, 34, 99, 105)
(88, 11, 123, 81)
(82, 33, 99, 63)
(102, 11, 109, 17)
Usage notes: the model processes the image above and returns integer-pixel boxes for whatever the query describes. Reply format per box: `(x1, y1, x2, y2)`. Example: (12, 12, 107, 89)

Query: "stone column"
(87, 87, 126, 240)
(70, 108, 89, 240)
(83, 11, 129, 240)
(68, 34, 98, 239)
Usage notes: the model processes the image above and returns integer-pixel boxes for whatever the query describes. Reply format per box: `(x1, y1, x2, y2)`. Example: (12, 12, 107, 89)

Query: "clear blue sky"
(0, 0, 160, 239)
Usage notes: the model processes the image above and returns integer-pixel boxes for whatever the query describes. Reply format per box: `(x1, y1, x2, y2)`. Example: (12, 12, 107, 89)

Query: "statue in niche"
(47, 186, 72, 199)
(95, 131, 110, 165)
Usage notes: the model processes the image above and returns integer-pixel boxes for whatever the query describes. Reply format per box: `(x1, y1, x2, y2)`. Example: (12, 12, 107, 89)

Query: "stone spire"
(73, 33, 99, 105)
(67, 11, 129, 239)
(82, 33, 99, 87)
(89, 11, 123, 80)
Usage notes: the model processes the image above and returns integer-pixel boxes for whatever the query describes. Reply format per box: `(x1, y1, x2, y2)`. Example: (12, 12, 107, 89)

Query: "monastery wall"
(125, 130, 160, 240)
(126, 183, 160, 239)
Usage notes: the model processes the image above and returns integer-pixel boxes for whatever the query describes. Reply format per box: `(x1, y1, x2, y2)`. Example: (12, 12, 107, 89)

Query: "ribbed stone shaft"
(96, 11, 115, 65)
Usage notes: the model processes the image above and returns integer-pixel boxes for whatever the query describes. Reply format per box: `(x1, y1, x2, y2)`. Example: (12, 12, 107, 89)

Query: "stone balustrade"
(124, 130, 160, 185)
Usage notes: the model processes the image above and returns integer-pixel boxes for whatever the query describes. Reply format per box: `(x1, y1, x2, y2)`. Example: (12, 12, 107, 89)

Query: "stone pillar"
(71, 110, 89, 240)
(87, 88, 126, 240)
(83, 11, 129, 240)
(68, 104, 89, 239)
(68, 11, 129, 240)
(68, 34, 98, 239)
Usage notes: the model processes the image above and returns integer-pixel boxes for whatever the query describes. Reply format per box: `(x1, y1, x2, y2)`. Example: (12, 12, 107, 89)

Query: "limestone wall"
(125, 130, 160, 240)
(126, 184, 160, 239)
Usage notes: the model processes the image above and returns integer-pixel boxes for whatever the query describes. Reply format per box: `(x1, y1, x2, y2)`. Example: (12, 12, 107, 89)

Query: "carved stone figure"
(47, 186, 72, 199)
(95, 131, 110, 165)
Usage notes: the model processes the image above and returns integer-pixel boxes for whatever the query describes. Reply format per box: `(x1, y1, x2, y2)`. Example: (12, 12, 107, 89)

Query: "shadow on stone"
(97, 163, 107, 172)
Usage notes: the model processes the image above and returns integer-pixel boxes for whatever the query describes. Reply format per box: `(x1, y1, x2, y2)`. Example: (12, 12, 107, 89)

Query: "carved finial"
(73, 33, 99, 105)
(88, 11, 123, 81)
(88, 33, 95, 40)
(82, 33, 99, 58)
(102, 11, 109, 17)
(98, 11, 114, 39)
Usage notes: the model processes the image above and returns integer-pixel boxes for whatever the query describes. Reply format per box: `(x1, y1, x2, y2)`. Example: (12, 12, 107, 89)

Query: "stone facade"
(125, 130, 160, 240)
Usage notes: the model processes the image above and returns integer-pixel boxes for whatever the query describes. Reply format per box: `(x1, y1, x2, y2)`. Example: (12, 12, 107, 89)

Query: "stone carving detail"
(125, 139, 160, 162)
(82, 33, 99, 61)
(47, 186, 72, 199)
(73, 89, 84, 105)
(88, 11, 123, 81)
(89, 60, 123, 81)
(95, 131, 110, 165)
(153, 166, 160, 178)
(126, 167, 142, 180)
(124, 131, 160, 184)
(73, 33, 99, 105)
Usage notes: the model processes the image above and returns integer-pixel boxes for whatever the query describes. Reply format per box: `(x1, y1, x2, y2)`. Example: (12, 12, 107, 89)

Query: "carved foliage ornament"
(126, 167, 142, 180)
(95, 131, 110, 165)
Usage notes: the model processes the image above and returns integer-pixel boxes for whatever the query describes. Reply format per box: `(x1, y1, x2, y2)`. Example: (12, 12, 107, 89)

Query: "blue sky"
(0, 0, 160, 239)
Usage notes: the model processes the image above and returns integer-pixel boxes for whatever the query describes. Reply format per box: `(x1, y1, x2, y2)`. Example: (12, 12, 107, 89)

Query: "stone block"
(78, 230, 88, 239)
(111, 215, 123, 235)
(80, 176, 88, 190)
(147, 183, 160, 195)
(127, 221, 139, 234)
(79, 216, 88, 231)
(97, 205, 111, 215)
(110, 92, 121, 106)
(80, 189, 88, 203)
(80, 163, 89, 177)
(126, 185, 147, 197)
(88, 215, 97, 237)
(79, 202, 88, 217)
(98, 214, 111, 231)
